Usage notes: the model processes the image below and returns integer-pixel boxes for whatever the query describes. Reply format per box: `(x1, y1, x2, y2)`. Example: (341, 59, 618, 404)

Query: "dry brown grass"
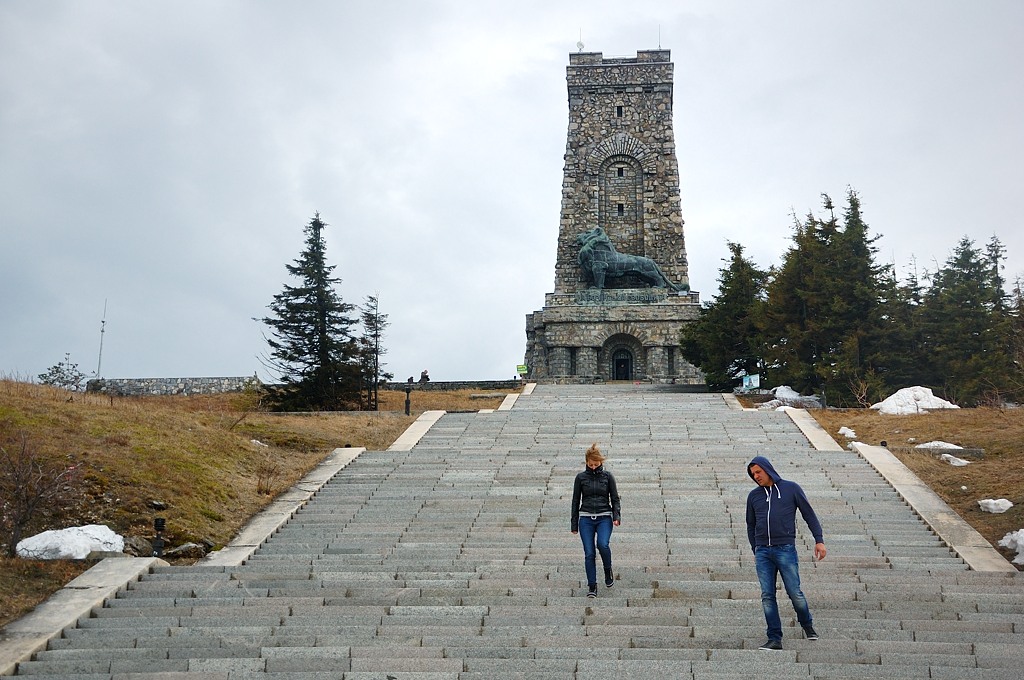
(375, 387, 512, 413)
(0, 381, 511, 628)
(0, 559, 91, 625)
(808, 406, 1024, 566)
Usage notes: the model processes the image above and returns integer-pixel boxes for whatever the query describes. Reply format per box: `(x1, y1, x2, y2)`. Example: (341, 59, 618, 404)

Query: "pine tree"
(865, 261, 926, 399)
(258, 213, 359, 410)
(819, 190, 886, 404)
(919, 236, 1014, 404)
(1007, 277, 1024, 400)
(679, 242, 767, 390)
(757, 210, 828, 393)
(357, 294, 393, 411)
(757, 191, 886, 405)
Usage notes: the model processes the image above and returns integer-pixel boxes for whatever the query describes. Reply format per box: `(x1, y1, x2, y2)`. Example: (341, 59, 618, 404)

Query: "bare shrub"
(0, 422, 82, 557)
(847, 378, 872, 408)
(255, 451, 281, 496)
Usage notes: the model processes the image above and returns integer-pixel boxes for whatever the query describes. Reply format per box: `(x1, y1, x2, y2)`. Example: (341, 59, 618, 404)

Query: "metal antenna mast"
(96, 299, 107, 378)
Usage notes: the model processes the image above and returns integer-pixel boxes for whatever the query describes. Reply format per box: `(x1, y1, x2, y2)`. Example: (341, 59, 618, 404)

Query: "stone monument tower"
(524, 49, 703, 384)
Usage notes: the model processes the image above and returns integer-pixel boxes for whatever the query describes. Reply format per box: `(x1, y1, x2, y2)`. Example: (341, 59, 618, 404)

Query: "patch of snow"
(757, 386, 823, 411)
(978, 499, 1014, 514)
(870, 386, 960, 415)
(838, 426, 856, 439)
(17, 524, 124, 560)
(998, 529, 1024, 565)
(773, 386, 803, 401)
(250, 439, 269, 447)
(916, 441, 963, 450)
(939, 453, 970, 467)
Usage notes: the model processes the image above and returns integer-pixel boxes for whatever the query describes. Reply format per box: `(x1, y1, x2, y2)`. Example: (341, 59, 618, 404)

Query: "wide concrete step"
(9, 386, 1023, 678)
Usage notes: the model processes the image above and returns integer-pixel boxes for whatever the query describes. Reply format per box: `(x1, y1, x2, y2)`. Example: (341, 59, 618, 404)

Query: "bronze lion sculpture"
(576, 227, 686, 292)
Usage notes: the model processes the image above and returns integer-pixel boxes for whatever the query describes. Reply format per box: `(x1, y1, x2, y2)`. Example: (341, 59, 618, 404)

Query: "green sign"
(516, 365, 528, 375)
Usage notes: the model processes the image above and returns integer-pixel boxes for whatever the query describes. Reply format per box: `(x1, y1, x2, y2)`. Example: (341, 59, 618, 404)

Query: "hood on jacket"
(747, 455, 782, 484)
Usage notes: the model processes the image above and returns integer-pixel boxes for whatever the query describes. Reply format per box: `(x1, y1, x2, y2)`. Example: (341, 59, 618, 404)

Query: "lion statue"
(575, 227, 687, 292)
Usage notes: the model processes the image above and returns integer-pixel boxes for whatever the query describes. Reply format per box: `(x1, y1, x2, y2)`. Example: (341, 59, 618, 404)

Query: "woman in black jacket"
(570, 443, 621, 597)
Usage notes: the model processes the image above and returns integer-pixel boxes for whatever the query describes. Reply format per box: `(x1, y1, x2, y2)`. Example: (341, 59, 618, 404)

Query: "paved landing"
(3, 384, 1021, 679)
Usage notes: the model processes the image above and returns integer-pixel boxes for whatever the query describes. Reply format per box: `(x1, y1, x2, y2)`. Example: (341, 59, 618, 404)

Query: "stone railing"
(86, 376, 260, 397)
(85, 377, 521, 397)
(382, 380, 523, 392)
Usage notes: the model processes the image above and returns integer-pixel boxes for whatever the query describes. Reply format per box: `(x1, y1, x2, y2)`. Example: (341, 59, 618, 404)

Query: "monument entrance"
(524, 49, 704, 385)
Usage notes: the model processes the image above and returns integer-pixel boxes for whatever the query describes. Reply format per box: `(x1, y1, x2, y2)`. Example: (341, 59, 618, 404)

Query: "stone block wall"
(85, 377, 523, 397)
(381, 380, 522, 392)
(553, 49, 687, 294)
(86, 376, 260, 396)
(524, 49, 703, 385)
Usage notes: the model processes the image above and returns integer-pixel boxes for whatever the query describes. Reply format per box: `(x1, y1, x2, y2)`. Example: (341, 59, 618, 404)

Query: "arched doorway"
(601, 332, 645, 382)
(612, 349, 633, 381)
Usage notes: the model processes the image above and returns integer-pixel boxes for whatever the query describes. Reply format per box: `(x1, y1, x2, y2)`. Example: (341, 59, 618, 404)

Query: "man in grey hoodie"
(746, 455, 826, 650)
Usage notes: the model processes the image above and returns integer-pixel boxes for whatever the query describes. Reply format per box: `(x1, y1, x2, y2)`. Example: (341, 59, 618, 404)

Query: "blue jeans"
(578, 515, 613, 587)
(754, 544, 813, 641)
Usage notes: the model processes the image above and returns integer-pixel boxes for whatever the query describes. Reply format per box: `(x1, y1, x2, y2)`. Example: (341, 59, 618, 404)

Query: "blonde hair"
(585, 443, 605, 464)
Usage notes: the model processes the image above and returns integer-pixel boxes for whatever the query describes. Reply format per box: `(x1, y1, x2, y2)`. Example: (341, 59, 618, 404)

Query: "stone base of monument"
(525, 288, 705, 385)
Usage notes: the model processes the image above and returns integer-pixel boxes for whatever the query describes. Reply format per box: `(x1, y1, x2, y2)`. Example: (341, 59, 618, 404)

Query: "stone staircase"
(7, 384, 1022, 678)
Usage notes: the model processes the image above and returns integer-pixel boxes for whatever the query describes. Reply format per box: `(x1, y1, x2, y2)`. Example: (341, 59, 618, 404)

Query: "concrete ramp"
(5, 384, 1021, 678)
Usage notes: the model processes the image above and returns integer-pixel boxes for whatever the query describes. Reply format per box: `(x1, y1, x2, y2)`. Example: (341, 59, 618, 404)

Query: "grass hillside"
(0, 381, 509, 628)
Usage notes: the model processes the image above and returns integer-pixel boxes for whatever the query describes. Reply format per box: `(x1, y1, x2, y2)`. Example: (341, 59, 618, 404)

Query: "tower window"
(617, 203, 624, 216)
(616, 105, 623, 118)
(617, 167, 624, 177)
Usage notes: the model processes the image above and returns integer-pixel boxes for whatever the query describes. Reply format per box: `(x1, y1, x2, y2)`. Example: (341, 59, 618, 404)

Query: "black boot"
(604, 568, 614, 588)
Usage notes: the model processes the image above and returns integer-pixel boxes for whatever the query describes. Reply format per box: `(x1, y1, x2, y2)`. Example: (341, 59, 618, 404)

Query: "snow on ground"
(998, 530, 1024, 565)
(939, 453, 971, 466)
(16, 524, 124, 560)
(756, 386, 823, 411)
(978, 499, 1014, 514)
(916, 441, 963, 449)
(871, 386, 960, 415)
(838, 426, 856, 439)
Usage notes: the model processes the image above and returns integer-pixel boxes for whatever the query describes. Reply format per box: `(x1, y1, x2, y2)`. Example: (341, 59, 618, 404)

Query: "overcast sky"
(2, 1, 1021, 383)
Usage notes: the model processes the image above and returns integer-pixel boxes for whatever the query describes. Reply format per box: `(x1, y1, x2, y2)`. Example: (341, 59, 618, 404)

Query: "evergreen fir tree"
(919, 236, 1013, 404)
(819, 190, 886, 404)
(757, 210, 829, 393)
(865, 261, 926, 398)
(357, 294, 392, 411)
(758, 191, 885, 405)
(1008, 277, 1024, 400)
(258, 213, 359, 410)
(680, 242, 767, 390)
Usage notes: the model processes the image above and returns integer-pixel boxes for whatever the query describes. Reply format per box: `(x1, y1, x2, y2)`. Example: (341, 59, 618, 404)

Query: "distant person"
(419, 369, 430, 382)
(746, 455, 826, 650)
(571, 443, 621, 597)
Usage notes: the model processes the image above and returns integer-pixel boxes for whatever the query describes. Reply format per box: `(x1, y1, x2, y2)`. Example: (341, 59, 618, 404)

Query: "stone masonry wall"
(85, 377, 521, 397)
(526, 49, 702, 385)
(381, 380, 522, 392)
(553, 49, 687, 294)
(87, 376, 260, 396)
